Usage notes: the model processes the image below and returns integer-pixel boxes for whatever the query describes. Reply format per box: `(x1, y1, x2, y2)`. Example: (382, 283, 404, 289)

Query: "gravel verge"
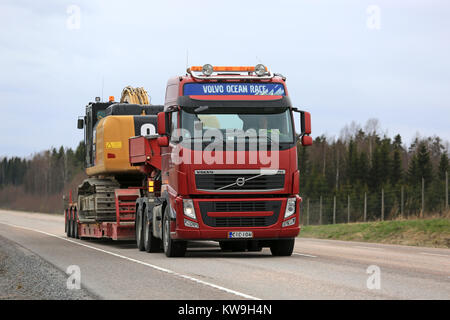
(0, 235, 95, 300)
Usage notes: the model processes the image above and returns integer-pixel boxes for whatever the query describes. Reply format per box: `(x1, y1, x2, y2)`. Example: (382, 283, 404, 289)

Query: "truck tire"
(270, 239, 295, 256)
(231, 241, 247, 252)
(247, 240, 262, 252)
(219, 241, 233, 251)
(135, 205, 145, 251)
(143, 209, 161, 253)
(162, 207, 186, 257)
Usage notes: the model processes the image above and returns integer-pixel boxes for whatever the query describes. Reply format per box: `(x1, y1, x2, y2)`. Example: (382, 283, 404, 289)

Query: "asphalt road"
(0, 209, 449, 300)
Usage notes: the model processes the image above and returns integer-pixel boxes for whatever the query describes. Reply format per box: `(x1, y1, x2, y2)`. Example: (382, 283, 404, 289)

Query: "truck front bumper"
(170, 196, 301, 241)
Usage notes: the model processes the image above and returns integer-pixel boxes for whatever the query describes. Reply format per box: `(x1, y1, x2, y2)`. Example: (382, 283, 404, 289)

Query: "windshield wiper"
(194, 106, 209, 113)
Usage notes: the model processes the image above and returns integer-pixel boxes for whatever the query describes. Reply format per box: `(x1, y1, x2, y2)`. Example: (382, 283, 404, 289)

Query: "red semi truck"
(66, 64, 312, 257)
(130, 65, 312, 257)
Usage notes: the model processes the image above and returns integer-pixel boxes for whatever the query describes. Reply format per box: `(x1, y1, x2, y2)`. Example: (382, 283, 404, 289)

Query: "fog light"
(184, 219, 199, 228)
(282, 217, 296, 227)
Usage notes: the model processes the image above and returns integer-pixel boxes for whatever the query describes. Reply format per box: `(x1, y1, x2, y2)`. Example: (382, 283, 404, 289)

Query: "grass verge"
(299, 218, 450, 248)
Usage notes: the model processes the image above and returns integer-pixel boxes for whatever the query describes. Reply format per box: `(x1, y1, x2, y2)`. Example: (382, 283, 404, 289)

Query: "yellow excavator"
(75, 86, 163, 222)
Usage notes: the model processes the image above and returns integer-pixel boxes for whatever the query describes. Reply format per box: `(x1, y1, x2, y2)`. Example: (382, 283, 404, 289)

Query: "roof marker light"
(255, 64, 267, 76)
(202, 64, 214, 76)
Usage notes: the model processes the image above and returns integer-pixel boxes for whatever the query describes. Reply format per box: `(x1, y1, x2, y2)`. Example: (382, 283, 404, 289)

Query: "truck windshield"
(180, 108, 294, 143)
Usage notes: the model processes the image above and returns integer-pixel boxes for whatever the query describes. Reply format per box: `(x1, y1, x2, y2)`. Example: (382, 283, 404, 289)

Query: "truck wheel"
(231, 241, 247, 252)
(136, 205, 145, 251)
(247, 240, 262, 252)
(270, 239, 295, 256)
(219, 241, 233, 251)
(162, 208, 186, 257)
(143, 209, 161, 253)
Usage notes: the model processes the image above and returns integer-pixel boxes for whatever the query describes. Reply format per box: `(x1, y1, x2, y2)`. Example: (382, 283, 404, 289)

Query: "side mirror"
(300, 111, 311, 135)
(77, 118, 84, 129)
(301, 135, 313, 146)
(157, 112, 167, 135)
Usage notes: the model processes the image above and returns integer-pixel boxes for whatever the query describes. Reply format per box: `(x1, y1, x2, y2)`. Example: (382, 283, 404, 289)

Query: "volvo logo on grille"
(236, 177, 246, 187)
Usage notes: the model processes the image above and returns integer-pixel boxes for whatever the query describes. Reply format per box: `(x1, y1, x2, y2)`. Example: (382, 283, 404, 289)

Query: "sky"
(0, 0, 449, 158)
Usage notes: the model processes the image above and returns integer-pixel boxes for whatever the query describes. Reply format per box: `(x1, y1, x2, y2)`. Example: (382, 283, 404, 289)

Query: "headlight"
(284, 197, 296, 218)
(183, 199, 196, 220)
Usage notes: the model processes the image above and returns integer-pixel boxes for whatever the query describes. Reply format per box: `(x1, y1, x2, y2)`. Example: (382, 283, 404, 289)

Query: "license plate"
(228, 231, 253, 239)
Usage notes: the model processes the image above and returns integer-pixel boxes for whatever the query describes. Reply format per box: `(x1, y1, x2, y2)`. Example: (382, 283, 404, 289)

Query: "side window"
(170, 111, 178, 142)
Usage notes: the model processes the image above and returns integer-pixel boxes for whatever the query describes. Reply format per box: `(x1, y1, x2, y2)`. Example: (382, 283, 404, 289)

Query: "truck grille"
(198, 200, 282, 228)
(195, 173, 285, 191)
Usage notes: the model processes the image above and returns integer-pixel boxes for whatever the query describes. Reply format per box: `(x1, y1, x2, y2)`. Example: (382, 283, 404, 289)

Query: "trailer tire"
(136, 204, 145, 251)
(162, 207, 186, 257)
(68, 210, 73, 238)
(143, 208, 161, 253)
(270, 239, 295, 256)
(74, 211, 79, 239)
(65, 210, 68, 234)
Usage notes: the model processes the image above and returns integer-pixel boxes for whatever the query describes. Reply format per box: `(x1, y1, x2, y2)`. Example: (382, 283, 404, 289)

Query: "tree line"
(0, 142, 85, 196)
(298, 119, 449, 218)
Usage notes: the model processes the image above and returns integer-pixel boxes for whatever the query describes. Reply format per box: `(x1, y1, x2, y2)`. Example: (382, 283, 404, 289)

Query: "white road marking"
(0, 221, 260, 300)
(293, 253, 317, 258)
(354, 246, 383, 250)
(420, 252, 450, 258)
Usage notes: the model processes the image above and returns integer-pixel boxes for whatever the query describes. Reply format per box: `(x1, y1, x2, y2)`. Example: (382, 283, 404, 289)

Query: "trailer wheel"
(65, 209, 68, 234)
(74, 210, 79, 239)
(136, 204, 145, 251)
(162, 207, 186, 257)
(67, 210, 73, 238)
(270, 239, 295, 256)
(143, 209, 161, 253)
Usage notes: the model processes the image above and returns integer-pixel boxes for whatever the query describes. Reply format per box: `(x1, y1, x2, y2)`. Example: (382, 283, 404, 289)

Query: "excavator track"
(77, 178, 120, 222)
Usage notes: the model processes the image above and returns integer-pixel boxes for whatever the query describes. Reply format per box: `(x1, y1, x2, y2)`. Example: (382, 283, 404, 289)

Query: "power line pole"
(319, 196, 323, 225)
(446, 171, 448, 211)
(421, 177, 425, 218)
(364, 192, 367, 222)
(333, 195, 336, 224)
(306, 198, 310, 226)
(381, 188, 384, 221)
(347, 194, 350, 223)
(401, 185, 404, 218)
